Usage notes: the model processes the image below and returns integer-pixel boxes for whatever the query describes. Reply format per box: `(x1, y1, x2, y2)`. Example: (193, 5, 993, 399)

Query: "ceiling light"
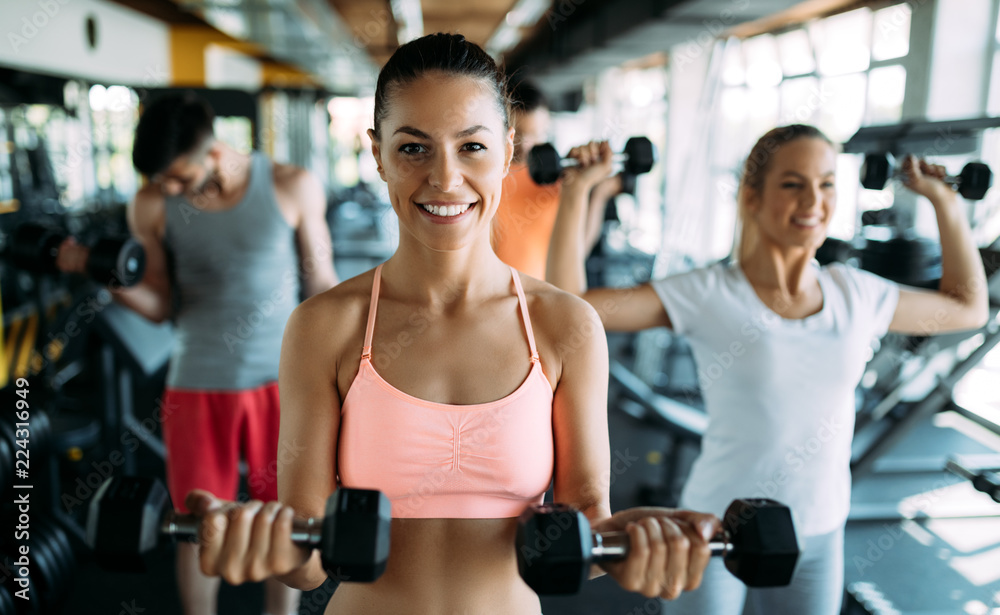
(487, 0, 551, 57)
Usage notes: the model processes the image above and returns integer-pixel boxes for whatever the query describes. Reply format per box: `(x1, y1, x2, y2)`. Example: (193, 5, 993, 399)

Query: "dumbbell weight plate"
(37, 521, 74, 604)
(49, 522, 76, 608)
(87, 237, 146, 287)
(527, 143, 563, 185)
(116, 238, 147, 287)
(721, 498, 799, 587)
(860, 154, 893, 191)
(958, 162, 992, 200)
(9, 224, 64, 275)
(48, 522, 76, 575)
(622, 137, 656, 175)
(32, 522, 65, 611)
(41, 522, 71, 613)
(515, 503, 592, 595)
(88, 475, 171, 572)
(22, 525, 57, 614)
(320, 487, 392, 581)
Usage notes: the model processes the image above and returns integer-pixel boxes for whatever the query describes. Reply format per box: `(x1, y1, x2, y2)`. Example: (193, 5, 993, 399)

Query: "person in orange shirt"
(493, 80, 620, 279)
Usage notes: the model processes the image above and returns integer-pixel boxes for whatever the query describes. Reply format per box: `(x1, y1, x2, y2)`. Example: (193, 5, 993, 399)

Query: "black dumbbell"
(860, 153, 993, 200)
(7, 223, 146, 287)
(5, 516, 75, 615)
(516, 498, 799, 595)
(29, 518, 75, 614)
(87, 476, 391, 581)
(88, 236, 146, 287)
(946, 458, 1000, 503)
(528, 137, 656, 185)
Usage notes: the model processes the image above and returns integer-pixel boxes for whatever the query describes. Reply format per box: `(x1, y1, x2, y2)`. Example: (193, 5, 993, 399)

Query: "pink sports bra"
(338, 264, 555, 519)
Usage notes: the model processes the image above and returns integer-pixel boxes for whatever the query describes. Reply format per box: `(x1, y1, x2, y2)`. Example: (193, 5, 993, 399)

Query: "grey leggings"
(662, 526, 844, 615)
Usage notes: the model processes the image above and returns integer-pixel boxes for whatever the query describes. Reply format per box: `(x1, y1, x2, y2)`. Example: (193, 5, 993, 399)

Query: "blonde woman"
(547, 124, 989, 614)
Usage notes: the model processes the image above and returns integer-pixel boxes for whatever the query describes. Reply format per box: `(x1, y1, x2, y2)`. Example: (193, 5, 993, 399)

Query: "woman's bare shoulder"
(286, 269, 375, 348)
(517, 273, 603, 345)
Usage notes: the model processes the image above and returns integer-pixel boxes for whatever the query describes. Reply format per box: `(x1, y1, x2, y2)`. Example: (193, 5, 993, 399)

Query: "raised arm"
(546, 142, 672, 332)
(889, 156, 990, 335)
(115, 186, 173, 322)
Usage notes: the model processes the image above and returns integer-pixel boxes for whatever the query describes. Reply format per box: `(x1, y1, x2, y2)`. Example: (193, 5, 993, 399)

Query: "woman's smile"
(416, 200, 477, 221)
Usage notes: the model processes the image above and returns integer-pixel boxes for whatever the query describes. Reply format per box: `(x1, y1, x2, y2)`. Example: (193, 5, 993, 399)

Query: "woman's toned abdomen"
(325, 517, 542, 614)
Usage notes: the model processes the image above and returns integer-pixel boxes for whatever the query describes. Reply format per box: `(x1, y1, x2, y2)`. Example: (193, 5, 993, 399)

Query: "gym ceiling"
(110, 0, 870, 101)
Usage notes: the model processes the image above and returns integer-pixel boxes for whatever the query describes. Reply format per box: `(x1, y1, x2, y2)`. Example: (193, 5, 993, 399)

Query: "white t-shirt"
(651, 261, 899, 536)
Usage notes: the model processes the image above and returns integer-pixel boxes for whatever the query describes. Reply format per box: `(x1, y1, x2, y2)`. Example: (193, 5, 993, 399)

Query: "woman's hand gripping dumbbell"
(87, 476, 391, 583)
(516, 498, 799, 596)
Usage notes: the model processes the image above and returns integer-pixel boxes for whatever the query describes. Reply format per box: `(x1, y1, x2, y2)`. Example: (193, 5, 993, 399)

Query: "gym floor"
(54, 357, 1000, 615)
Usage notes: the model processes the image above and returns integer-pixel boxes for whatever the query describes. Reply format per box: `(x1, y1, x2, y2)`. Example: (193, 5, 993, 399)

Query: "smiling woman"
(734, 125, 837, 265)
(181, 32, 721, 615)
(545, 123, 990, 615)
(373, 78, 509, 239)
(368, 36, 512, 246)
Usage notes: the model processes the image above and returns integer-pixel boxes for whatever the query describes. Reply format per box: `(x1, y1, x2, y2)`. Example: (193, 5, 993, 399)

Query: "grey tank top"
(164, 152, 300, 390)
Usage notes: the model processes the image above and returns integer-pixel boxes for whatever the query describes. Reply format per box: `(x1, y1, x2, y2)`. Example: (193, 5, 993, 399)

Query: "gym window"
(702, 4, 913, 261)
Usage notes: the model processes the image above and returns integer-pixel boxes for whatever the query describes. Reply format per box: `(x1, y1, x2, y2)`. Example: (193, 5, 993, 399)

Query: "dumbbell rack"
(1, 263, 173, 613)
(0, 273, 89, 614)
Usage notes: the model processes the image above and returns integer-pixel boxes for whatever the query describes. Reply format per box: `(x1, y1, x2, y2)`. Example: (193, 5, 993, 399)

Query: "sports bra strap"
(361, 263, 383, 360)
(510, 266, 540, 363)
(363, 264, 538, 364)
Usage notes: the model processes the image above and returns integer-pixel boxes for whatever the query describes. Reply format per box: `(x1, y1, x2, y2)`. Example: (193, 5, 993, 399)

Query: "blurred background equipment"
(7, 223, 145, 287)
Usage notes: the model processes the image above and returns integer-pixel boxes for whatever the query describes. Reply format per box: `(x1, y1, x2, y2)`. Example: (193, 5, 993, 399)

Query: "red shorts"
(162, 382, 281, 513)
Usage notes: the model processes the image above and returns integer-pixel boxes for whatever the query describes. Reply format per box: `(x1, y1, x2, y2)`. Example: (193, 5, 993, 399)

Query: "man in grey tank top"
(115, 92, 338, 615)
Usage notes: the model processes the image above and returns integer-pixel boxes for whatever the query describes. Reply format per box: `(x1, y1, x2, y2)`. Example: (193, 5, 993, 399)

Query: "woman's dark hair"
(372, 33, 510, 140)
(132, 91, 215, 177)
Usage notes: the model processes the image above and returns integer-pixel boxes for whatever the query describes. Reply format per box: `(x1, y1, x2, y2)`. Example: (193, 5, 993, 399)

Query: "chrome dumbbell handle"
(587, 530, 734, 562)
(161, 512, 323, 545)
